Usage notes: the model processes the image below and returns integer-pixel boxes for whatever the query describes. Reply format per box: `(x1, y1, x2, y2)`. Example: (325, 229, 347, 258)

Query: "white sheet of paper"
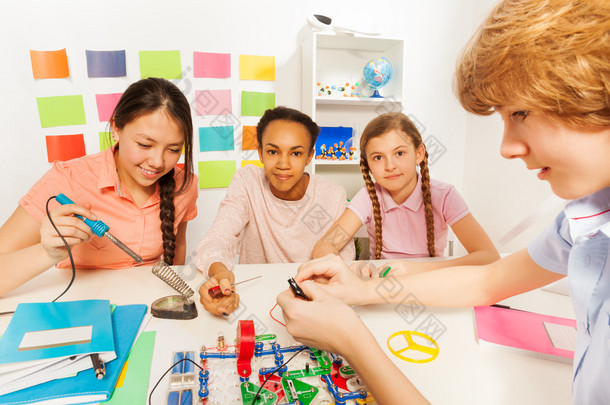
(544, 322, 577, 351)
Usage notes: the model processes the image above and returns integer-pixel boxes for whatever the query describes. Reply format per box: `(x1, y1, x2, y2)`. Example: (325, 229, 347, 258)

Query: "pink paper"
(195, 89, 232, 116)
(194, 52, 230, 78)
(474, 305, 576, 359)
(95, 93, 122, 122)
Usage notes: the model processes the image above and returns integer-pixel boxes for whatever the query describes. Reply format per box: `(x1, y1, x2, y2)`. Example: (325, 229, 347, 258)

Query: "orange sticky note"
(30, 49, 69, 79)
(45, 134, 86, 162)
(242, 126, 258, 150)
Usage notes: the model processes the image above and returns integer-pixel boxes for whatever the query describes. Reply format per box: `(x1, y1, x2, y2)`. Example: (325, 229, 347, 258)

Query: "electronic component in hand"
(207, 275, 262, 298)
(55, 193, 143, 263)
(288, 277, 310, 301)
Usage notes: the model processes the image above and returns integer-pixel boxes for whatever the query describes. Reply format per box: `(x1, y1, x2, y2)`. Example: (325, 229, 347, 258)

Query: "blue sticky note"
(85, 50, 126, 78)
(199, 126, 234, 152)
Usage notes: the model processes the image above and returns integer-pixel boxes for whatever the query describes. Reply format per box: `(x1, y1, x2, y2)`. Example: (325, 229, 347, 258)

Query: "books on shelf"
(473, 305, 577, 363)
(0, 303, 147, 405)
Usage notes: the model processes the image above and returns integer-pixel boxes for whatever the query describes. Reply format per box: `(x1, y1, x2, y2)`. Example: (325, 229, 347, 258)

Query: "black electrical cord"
(148, 358, 204, 405)
(0, 196, 76, 316)
(147, 347, 307, 404)
(250, 347, 307, 405)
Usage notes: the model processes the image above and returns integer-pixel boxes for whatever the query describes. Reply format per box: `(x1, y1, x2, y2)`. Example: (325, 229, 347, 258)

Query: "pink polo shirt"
(20, 148, 198, 269)
(348, 176, 469, 259)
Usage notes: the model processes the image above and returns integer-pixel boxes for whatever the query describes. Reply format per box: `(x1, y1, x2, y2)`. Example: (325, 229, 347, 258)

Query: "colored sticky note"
(198, 161, 236, 189)
(36, 95, 86, 127)
(195, 89, 232, 116)
(241, 160, 263, 168)
(199, 126, 234, 152)
(194, 52, 230, 78)
(30, 49, 69, 79)
(85, 50, 126, 77)
(99, 132, 115, 151)
(240, 55, 275, 81)
(45, 134, 86, 162)
(242, 126, 258, 150)
(104, 331, 156, 404)
(95, 93, 122, 122)
(241, 91, 275, 117)
(139, 50, 182, 79)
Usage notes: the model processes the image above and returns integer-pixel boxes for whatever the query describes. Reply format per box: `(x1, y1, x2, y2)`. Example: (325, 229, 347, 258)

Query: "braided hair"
(111, 78, 194, 264)
(359, 112, 435, 258)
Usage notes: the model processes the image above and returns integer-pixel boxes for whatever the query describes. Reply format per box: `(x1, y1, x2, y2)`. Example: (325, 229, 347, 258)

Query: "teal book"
(0, 304, 147, 405)
(0, 300, 115, 374)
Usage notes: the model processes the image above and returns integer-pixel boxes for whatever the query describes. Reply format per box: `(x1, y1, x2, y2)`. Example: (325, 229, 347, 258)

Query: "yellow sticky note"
(241, 160, 263, 168)
(240, 55, 275, 81)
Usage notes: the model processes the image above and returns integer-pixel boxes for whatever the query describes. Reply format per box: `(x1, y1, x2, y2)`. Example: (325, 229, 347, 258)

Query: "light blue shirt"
(528, 187, 610, 404)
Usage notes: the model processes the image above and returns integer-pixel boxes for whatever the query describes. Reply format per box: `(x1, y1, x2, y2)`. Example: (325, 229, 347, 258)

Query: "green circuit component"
(240, 381, 277, 405)
(281, 378, 320, 405)
(309, 348, 331, 370)
(282, 366, 329, 379)
(339, 365, 357, 378)
(255, 334, 277, 343)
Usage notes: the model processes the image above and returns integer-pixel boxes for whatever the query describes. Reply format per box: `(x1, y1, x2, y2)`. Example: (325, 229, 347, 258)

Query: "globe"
(363, 57, 393, 98)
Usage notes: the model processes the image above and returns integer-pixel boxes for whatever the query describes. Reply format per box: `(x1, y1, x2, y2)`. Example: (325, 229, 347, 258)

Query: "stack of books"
(0, 300, 147, 405)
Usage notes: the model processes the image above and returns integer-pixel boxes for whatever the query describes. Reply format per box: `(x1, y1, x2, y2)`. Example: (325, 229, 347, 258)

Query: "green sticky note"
(198, 160, 236, 188)
(139, 50, 182, 79)
(99, 132, 115, 151)
(104, 331, 156, 405)
(241, 91, 275, 116)
(36, 95, 86, 127)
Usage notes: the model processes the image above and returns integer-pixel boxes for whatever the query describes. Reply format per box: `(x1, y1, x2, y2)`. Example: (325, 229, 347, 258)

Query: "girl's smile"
(113, 109, 184, 205)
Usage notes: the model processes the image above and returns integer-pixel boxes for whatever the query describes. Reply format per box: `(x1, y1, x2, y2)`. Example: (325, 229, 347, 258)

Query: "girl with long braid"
(0, 77, 197, 295)
(313, 112, 498, 274)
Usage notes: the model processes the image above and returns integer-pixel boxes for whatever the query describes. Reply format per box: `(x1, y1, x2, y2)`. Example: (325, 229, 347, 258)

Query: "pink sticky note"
(95, 93, 123, 122)
(195, 89, 232, 116)
(194, 52, 230, 78)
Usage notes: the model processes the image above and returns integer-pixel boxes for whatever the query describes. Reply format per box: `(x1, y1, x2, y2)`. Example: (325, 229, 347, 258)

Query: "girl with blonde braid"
(313, 112, 498, 275)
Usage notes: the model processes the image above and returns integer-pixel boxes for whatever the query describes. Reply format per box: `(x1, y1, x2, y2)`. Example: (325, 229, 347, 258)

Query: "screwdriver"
(208, 275, 262, 298)
(55, 193, 144, 263)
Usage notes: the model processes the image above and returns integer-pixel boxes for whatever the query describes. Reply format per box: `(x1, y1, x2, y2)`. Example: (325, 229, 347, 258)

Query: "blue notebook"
(0, 304, 147, 405)
(0, 300, 115, 373)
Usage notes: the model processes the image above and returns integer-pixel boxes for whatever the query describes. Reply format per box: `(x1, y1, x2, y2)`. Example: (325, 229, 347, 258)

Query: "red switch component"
(236, 320, 255, 377)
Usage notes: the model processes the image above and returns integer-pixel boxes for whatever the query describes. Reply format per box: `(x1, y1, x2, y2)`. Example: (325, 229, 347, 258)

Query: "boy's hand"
(295, 254, 370, 305)
(277, 280, 367, 354)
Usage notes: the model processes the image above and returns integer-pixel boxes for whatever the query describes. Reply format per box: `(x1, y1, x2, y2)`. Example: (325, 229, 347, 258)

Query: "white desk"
(0, 262, 575, 404)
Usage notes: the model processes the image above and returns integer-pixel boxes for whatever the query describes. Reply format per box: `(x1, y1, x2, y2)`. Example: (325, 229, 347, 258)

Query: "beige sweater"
(194, 165, 355, 273)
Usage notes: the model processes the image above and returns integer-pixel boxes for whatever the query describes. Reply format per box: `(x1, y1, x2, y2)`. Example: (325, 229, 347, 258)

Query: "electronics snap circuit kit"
(156, 277, 374, 405)
(163, 320, 374, 405)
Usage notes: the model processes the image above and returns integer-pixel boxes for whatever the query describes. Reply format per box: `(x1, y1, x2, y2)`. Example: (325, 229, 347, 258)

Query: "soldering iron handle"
(55, 193, 109, 237)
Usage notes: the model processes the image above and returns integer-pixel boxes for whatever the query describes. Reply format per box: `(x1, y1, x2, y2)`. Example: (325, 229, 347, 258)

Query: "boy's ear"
(416, 144, 426, 165)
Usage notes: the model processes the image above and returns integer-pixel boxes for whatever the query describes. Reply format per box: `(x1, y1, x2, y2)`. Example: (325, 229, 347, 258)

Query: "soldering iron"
(55, 193, 143, 263)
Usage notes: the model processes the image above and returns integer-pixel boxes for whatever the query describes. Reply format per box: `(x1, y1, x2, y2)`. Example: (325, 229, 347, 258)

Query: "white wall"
(3, 0, 557, 262)
(461, 0, 566, 254)
(0, 0, 483, 263)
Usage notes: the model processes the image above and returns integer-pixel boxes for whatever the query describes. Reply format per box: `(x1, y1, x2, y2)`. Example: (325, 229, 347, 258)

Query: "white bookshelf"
(301, 31, 405, 199)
